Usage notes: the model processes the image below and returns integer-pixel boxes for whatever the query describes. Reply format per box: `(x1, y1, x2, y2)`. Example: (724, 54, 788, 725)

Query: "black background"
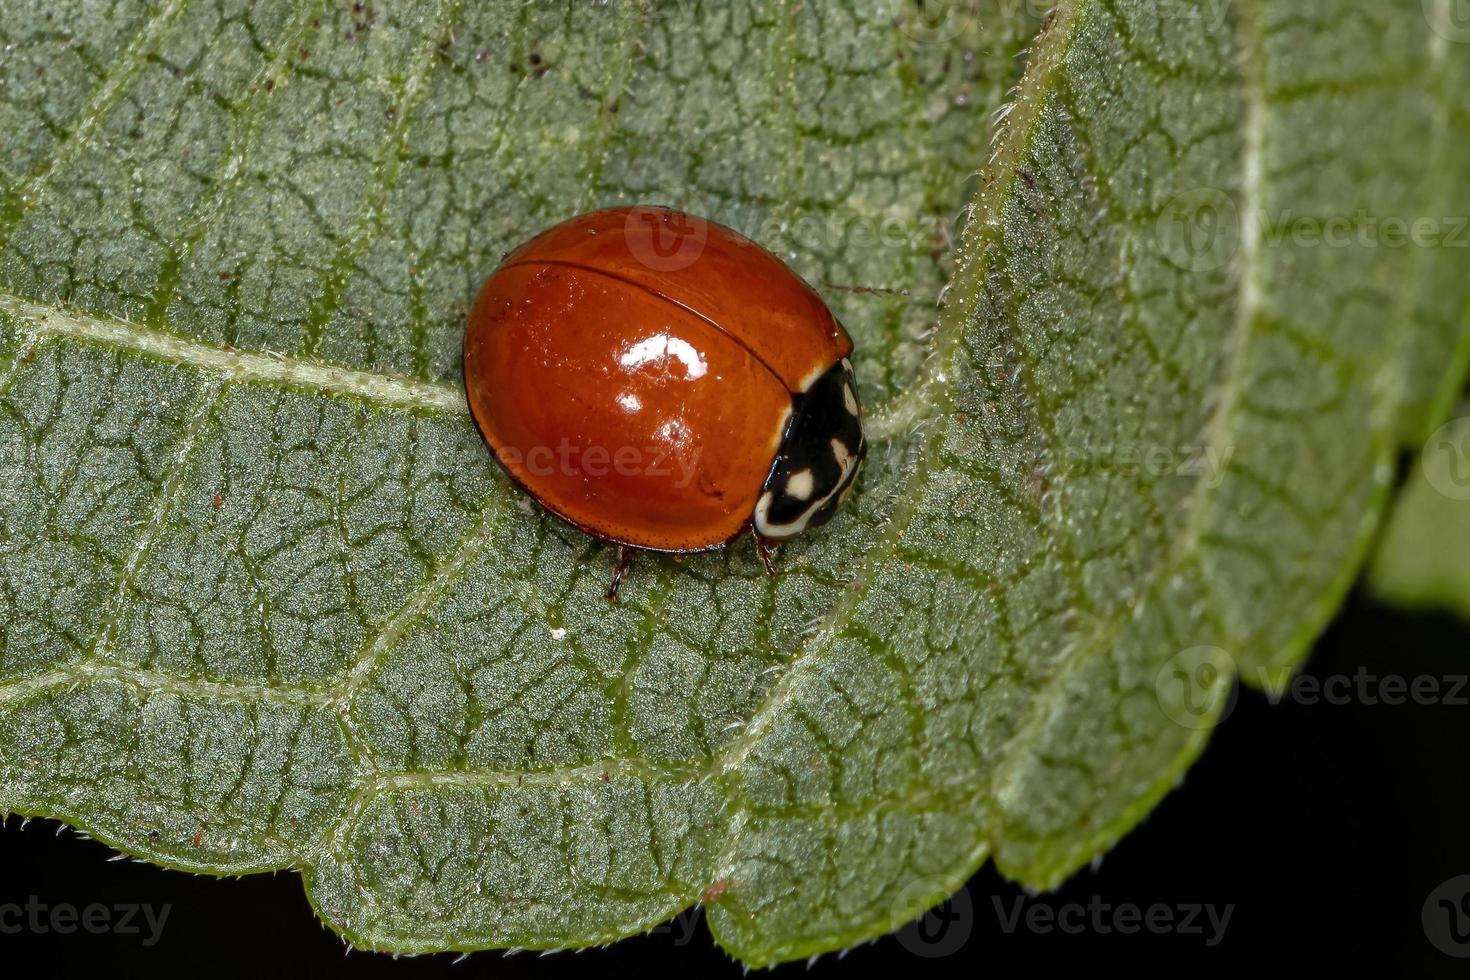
(3, 592, 1467, 977)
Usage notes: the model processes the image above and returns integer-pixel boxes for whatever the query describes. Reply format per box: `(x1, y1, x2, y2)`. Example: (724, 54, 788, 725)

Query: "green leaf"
(1370, 406, 1470, 618)
(0, 0, 1466, 966)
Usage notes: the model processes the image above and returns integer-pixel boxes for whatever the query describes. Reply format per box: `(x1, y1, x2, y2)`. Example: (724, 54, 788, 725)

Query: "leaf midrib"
(701, 5, 1093, 915)
(0, 291, 465, 410)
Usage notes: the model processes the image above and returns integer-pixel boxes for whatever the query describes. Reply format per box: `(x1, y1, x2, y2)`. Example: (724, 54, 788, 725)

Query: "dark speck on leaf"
(475, 48, 490, 63)
(211, 493, 224, 511)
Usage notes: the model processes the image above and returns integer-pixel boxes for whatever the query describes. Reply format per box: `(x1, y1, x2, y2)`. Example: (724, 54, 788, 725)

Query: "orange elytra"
(463, 206, 865, 598)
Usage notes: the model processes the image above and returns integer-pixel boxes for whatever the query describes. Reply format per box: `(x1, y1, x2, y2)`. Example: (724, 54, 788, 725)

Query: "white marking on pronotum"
(837, 460, 862, 506)
(786, 468, 815, 501)
(753, 435, 861, 539)
(795, 363, 825, 392)
(768, 402, 793, 452)
(830, 437, 853, 471)
(842, 381, 859, 416)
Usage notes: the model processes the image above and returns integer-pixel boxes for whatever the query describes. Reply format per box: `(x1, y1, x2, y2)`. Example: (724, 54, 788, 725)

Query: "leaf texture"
(0, 0, 1465, 966)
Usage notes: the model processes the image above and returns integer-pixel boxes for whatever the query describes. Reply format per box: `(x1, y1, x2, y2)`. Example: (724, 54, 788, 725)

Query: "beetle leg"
(752, 530, 779, 577)
(608, 545, 635, 603)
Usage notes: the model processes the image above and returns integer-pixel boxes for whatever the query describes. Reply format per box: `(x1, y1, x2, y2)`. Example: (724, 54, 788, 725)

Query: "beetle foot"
(608, 545, 635, 603)
(753, 532, 779, 577)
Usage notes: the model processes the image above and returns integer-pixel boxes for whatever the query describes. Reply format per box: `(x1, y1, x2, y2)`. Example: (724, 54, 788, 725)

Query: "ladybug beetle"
(464, 206, 865, 599)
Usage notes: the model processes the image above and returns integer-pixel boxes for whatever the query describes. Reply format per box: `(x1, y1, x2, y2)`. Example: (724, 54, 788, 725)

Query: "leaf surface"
(1370, 405, 1470, 620)
(0, 0, 1466, 965)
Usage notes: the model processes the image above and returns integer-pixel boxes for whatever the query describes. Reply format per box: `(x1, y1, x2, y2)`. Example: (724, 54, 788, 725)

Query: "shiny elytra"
(464, 206, 865, 597)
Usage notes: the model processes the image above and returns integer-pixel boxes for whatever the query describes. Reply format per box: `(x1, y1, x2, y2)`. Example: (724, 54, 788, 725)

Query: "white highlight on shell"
(619, 333, 707, 379)
(842, 381, 858, 417)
